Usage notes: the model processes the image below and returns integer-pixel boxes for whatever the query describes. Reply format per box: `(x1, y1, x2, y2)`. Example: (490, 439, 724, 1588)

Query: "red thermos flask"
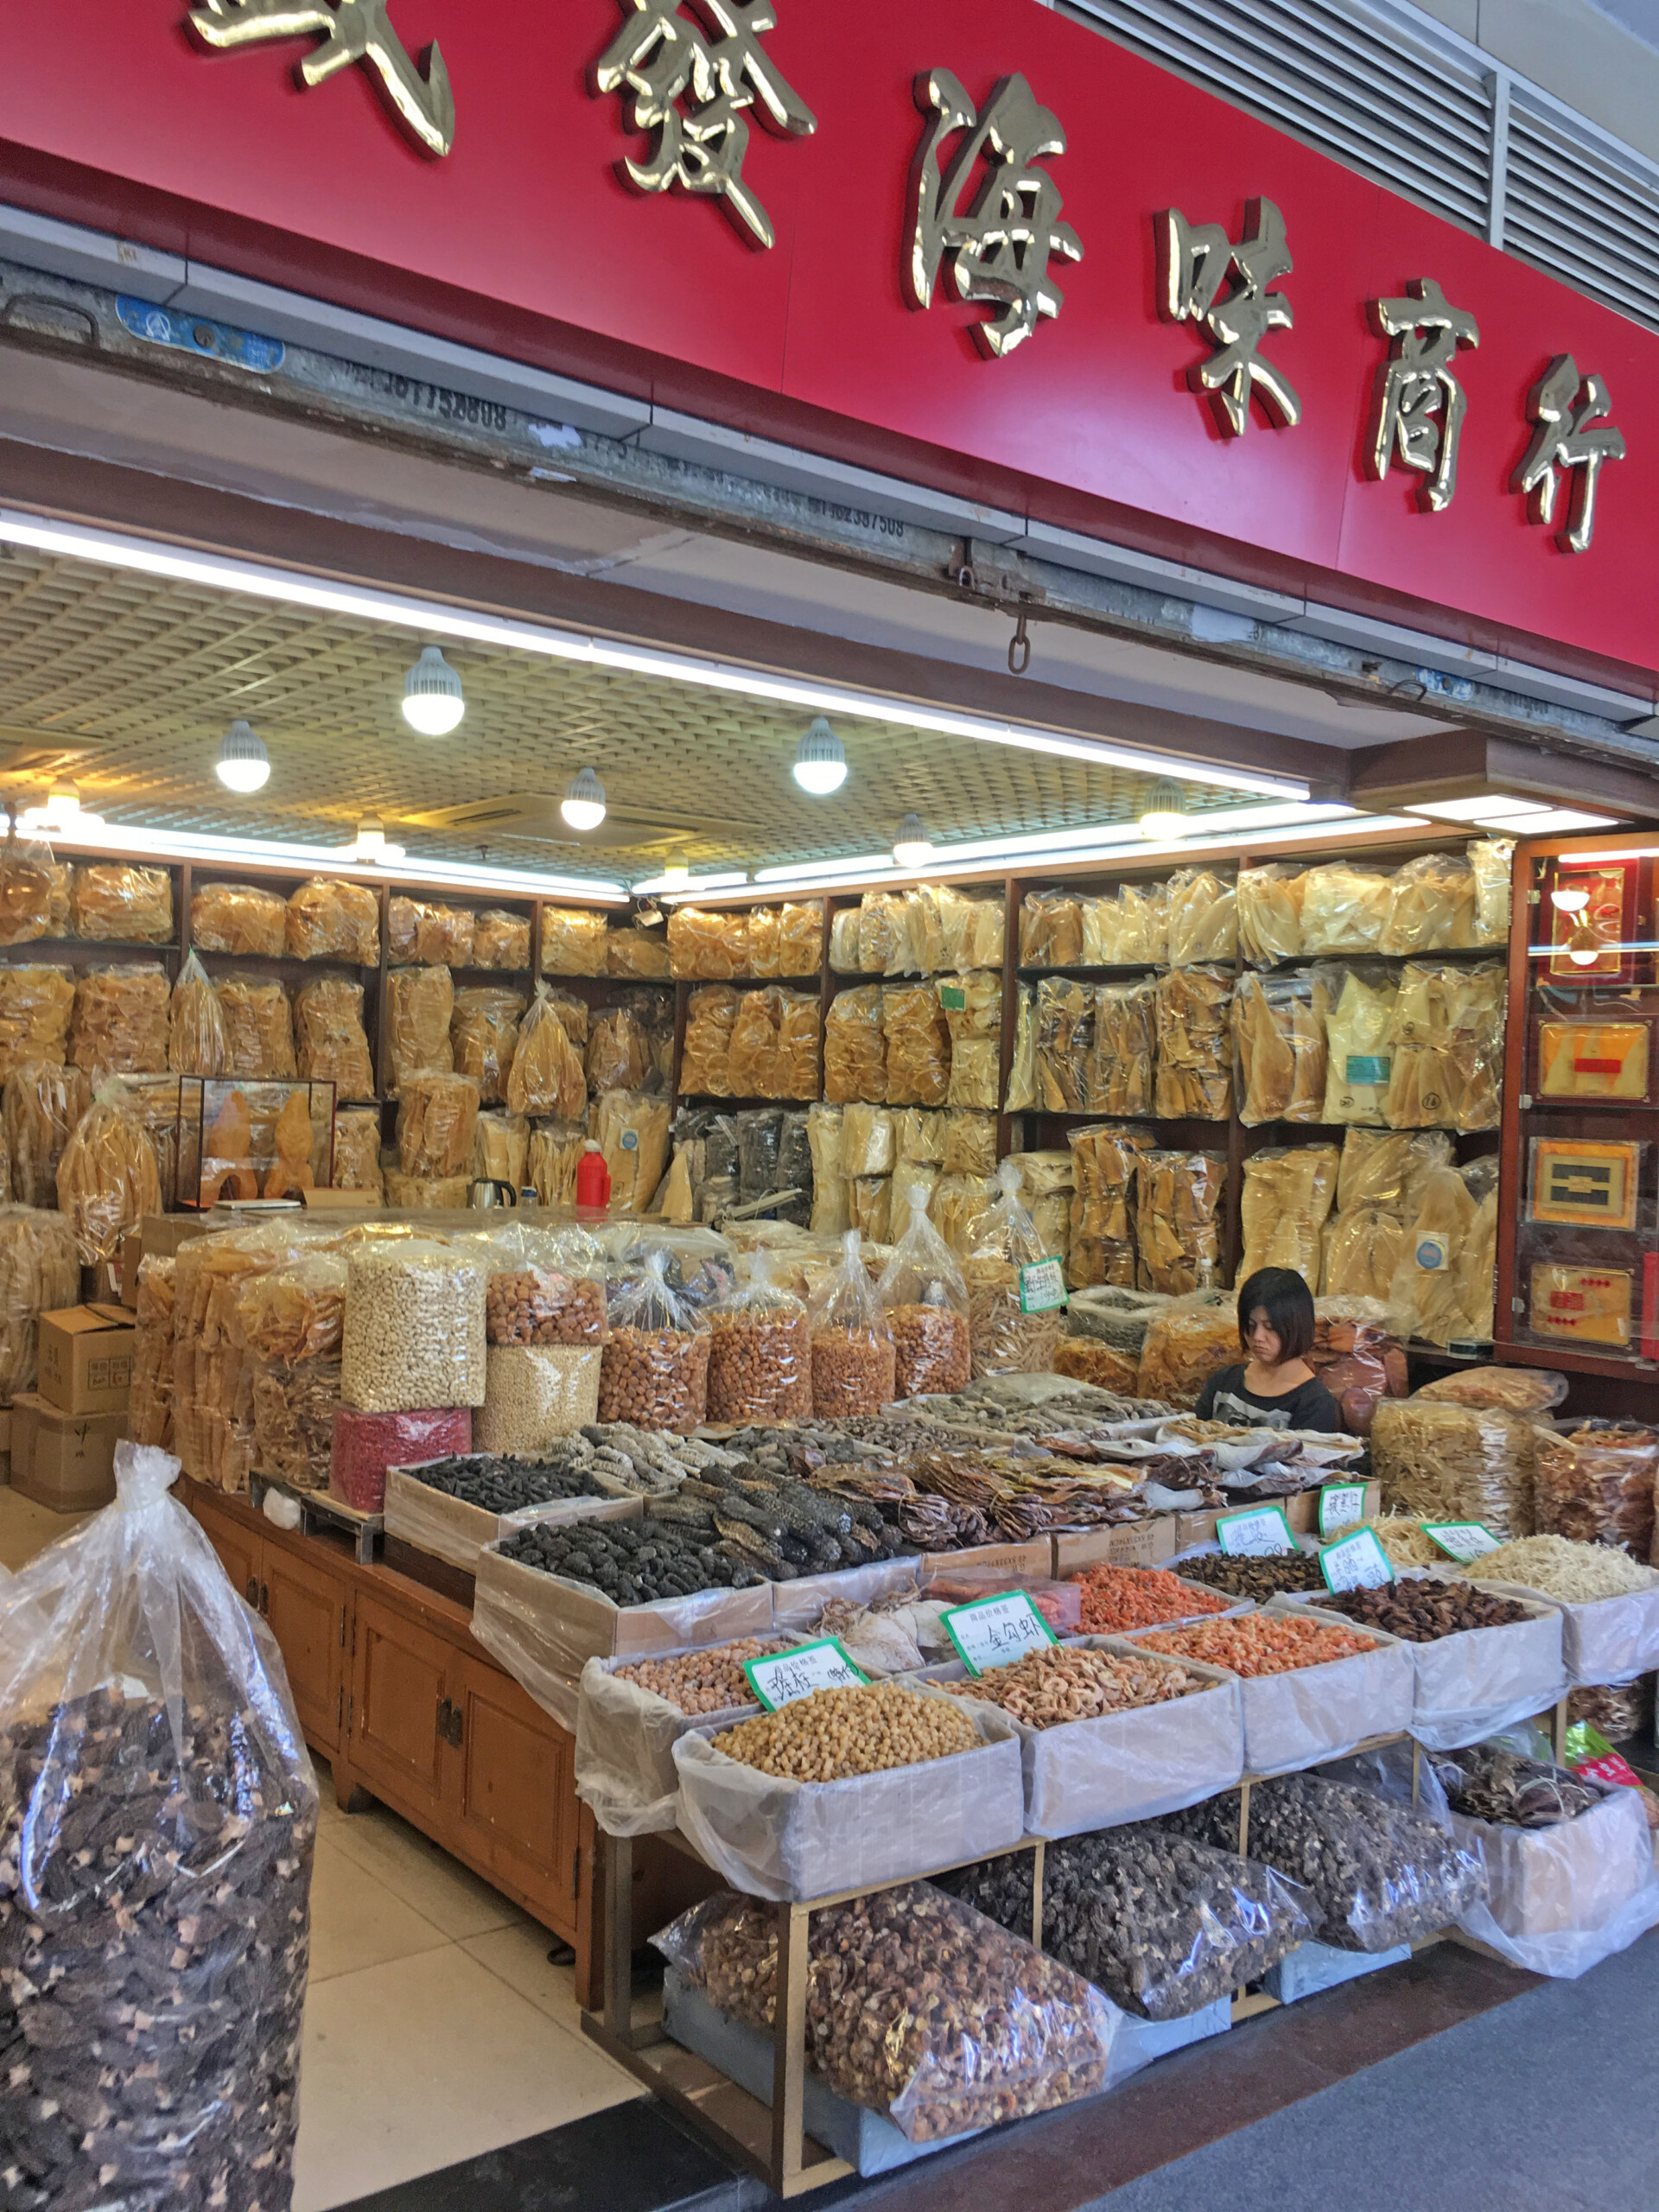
(575, 1139, 612, 1211)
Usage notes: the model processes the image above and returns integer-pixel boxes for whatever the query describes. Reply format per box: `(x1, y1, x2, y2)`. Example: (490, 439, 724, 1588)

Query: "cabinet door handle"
(245, 1576, 259, 1606)
(259, 1581, 270, 1615)
(435, 1696, 463, 1748)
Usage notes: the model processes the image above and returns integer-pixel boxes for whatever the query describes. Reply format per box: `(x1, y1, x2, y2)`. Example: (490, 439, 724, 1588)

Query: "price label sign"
(742, 1637, 868, 1712)
(942, 1592, 1058, 1677)
(1319, 1527, 1395, 1592)
(1019, 1258, 1067, 1313)
(938, 983, 968, 1012)
(1216, 1505, 1297, 1557)
(1319, 1482, 1368, 1538)
(1423, 1521, 1501, 1564)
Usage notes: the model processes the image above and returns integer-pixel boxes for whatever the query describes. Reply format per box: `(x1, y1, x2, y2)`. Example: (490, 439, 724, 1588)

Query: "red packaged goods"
(330, 1404, 473, 1515)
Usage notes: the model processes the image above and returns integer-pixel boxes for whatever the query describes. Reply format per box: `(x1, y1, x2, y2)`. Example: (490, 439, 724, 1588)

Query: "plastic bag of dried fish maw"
(882, 982, 951, 1107)
(1389, 1160, 1493, 1346)
(3, 1060, 88, 1207)
(840, 1103, 894, 1180)
(1020, 888, 1084, 968)
(681, 984, 740, 1097)
(1088, 980, 1155, 1117)
(741, 905, 784, 981)
(471, 1109, 528, 1193)
(397, 1071, 480, 1179)
(239, 1249, 348, 1368)
(1067, 1123, 1153, 1290)
(1237, 862, 1308, 966)
(819, 983, 882, 1103)
(588, 1002, 656, 1095)
(167, 949, 228, 1078)
(1379, 851, 1478, 956)
(1135, 1291, 1238, 1405)
(1154, 965, 1232, 1120)
(891, 1108, 942, 1168)
(941, 888, 1005, 971)
(216, 976, 298, 1082)
(1385, 961, 1506, 1132)
(116, 1071, 184, 1210)
(941, 971, 1001, 1109)
(1320, 1205, 1408, 1306)
(389, 894, 476, 967)
(1534, 1421, 1659, 1559)
(1077, 893, 1121, 967)
(667, 906, 751, 982)
(1318, 964, 1398, 1125)
(472, 906, 531, 970)
(0, 1203, 78, 1402)
(1116, 878, 1170, 966)
(830, 906, 861, 973)
(1136, 1149, 1226, 1297)
(772, 899, 823, 976)
(1166, 867, 1238, 968)
(1371, 1396, 1535, 1536)
(1456, 1166, 1498, 1344)
(1033, 977, 1092, 1113)
(1469, 840, 1516, 949)
(654, 1883, 1113, 2143)
(385, 964, 454, 1092)
(963, 1159, 1065, 1377)
(1233, 969, 1329, 1125)
(189, 879, 289, 957)
(70, 861, 174, 944)
(723, 988, 780, 1099)
(605, 927, 673, 981)
(0, 963, 74, 1084)
(1014, 1153, 1074, 1281)
(1300, 860, 1393, 955)
(999, 983, 1033, 1112)
(70, 962, 170, 1077)
(330, 1103, 384, 1198)
(505, 987, 588, 1122)
(285, 875, 380, 963)
(595, 1089, 671, 1213)
(1336, 1126, 1452, 1217)
(927, 1172, 992, 1257)
(129, 1253, 176, 1447)
(845, 1172, 888, 1243)
(849, 888, 902, 976)
(941, 1108, 997, 1179)
(56, 1086, 163, 1262)
(771, 991, 822, 1103)
(1240, 1145, 1338, 1287)
(294, 974, 375, 1099)
(542, 904, 613, 977)
(0, 1439, 319, 2206)
(525, 1122, 583, 1207)
(0, 837, 58, 946)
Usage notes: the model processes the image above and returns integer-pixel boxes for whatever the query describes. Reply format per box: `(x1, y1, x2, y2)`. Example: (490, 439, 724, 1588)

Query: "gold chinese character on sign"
(1160, 198, 1300, 434)
(593, 0, 816, 251)
(186, 0, 454, 158)
(905, 70, 1083, 358)
(1366, 277, 1480, 512)
(1513, 354, 1626, 554)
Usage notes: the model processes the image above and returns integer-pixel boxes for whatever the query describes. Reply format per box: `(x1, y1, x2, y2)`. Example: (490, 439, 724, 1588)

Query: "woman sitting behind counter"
(1194, 1267, 1341, 1433)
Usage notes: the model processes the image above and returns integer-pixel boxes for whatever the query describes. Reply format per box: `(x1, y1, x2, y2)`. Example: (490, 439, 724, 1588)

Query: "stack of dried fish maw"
(0, 1204, 78, 1402)
(1390, 1160, 1498, 1346)
(1003, 985, 1037, 1112)
(294, 975, 376, 1097)
(397, 1071, 480, 1179)
(473, 907, 531, 969)
(239, 1250, 348, 1490)
(331, 1105, 384, 1198)
(506, 988, 589, 1121)
(70, 963, 170, 1076)
(1166, 868, 1237, 967)
(1020, 890, 1084, 968)
(1320, 966, 1397, 1124)
(1137, 1294, 1242, 1405)
(1320, 1205, 1409, 1303)
(167, 950, 228, 1077)
(1136, 1150, 1225, 1295)
(0, 964, 75, 1082)
(1233, 969, 1328, 1123)
(1300, 861, 1392, 954)
(450, 984, 524, 1104)
(942, 970, 1001, 1109)
(285, 876, 380, 963)
(1037, 978, 1095, 1111)
(1240, 1145, 1338, 1287)
(390, 895, 475, 966)
(129, 1251, 176, 1446)
(219, 976, 298, 1079)
(1469, 841, 1515, 947)
(385, 965, 454, 1090)
(543, 905, 613, 976)
(57, 1090, 162, 1261)
(1091, 981, 1156, 1115)
(934, 886, 1004, 969)
(824, 984, 887, 1103)
(1154, 967, 1232, 1119)
(0, 839, 60, 945)
(3, 1060, 89, 1206)
(681, 984, 741, 1096)
(1379, 851, 1477, 955)
(71, 861, 174, 942)
(856, 890, 910, 976)
(1068, 1123, 1154, 1288)
(191, 880, 289, 957)
(1237, 862, 1307, 964)
(882, 983, 950, 1107)
(1385, 961, 1506, 1131)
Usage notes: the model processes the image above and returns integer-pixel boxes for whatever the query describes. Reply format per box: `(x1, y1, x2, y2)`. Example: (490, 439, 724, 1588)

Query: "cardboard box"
(38, 1306, 137, 1415)
(10, 1393, 120, 1513)
(921, 1539, 1054, 1583)
(382, 1464, 639, 1575)
(473, 1541, 773, 1674)
(1053, 1517, 1179, 1574)
(301, 1187, 378, 1211)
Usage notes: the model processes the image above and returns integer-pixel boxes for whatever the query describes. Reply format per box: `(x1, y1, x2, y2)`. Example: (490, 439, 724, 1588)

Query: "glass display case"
(176, 1077, 336, 1210)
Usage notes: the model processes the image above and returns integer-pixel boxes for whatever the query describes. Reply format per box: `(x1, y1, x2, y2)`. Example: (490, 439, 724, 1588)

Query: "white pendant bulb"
(893, 811, 932, 868)
(1138, 777, 1189, 841)
(562, 767, 607, 832)
(216, 719, 270, 793)
(402, 645, 465, 736)
(792, 716, 847, 795)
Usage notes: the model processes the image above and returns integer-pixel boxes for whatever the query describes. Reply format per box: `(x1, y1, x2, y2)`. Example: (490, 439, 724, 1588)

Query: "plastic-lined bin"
(382, 1464, 638, 1575)
(1472, 1567, 1659, 1688)
(575, 1647, 772, 1838)
(1447, 1786, 1659, 1976)
(1262, 1939, 1410, 2004)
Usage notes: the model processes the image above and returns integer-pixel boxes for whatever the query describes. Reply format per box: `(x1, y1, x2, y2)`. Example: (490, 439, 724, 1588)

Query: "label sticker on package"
(1018, 1258, 1067, 1313)
(938, 984, 967, 1011)
(1216, 1505, 1297, 1557)
(942, 1592, 1058, 1676)
(1423, 1520, 1501, 1563)
(1319, 1482, 1368, 1538)
(1345, 1053, 1390, 1084)
(742, 1637, 868, 1712)
(1319, 1527, 1394, 1592)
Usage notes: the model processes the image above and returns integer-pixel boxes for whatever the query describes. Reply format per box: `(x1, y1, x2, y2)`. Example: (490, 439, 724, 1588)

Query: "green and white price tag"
(1319, 1482, 1368, 1538)
(742, 1637, 868, 1713)
(1018, 1258, 1067, 1313)
(1216, 1504, 1297, 1557)
(1423, 1521, 1501, 1564)
(938, 983, 968, 1012)
(1319, 1527, 1395, 1592)
(942, 1592, 1058, 1677)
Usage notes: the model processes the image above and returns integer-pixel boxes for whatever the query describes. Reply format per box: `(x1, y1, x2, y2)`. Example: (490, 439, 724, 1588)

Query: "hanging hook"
(1008, 611, 1032, 676)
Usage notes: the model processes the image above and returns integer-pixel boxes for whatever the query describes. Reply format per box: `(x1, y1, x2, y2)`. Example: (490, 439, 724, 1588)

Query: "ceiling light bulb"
(48, 783, 79, 821)
(660, 862, 690, 888)
(402, 645, 465, 736)
(561, 767, 607, 832)
(1550, 887, 1591, 913)
(216, 719, 270, 793)
(352, 817, 404, 863)
(1139, 777, 1189, 841)
(793, 716, 848, 795)
(893, 811, 932, 868)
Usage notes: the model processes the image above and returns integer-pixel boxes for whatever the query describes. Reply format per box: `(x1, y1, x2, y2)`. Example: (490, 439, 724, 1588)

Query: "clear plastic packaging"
(330, 1402, 473, 1513)
(56, 1086, 163, 1261)
(449, 983, 524, 1104)
(1020, 890, 1084, 968)
(1379, 851, 1477, 955)
(0, 1204, 79, 1402)
(529, 1122, 587, 1208)
(1154, 966, 1232, 1119)
(1319, 964, 1398, 1125)
(71, 861, 174, 943)
(854, 890, 906, 976)
(0, 963, 75, 1080)
(878, 1189, 972, 1395)
(779, 899, 824, 976)
(1233, 969, 1329, 1124)
(1091, 980, 1156, 1116)
(477, 1220, 607, 1344)
(1053, 1337, 1142, 1390)
(1534, 1421, 1659, 1558)
(1067, 1123, 1153, 1289)
(475, 1344, 603, 1452)
(0, 836, 60, 946)
(941, 1108, 996, 1178)
(382, 1169, 467, 1207)
(1136, 1150, 1226, 1297)
(506, 985, 588, 1121)
(606, 926, 673, 981)
(293, 973, 376, 1098)
(1237, 863, 1307, 966)
(1037, 977, 1094, 1111)
(931, 1173, 995, 1257)
(1166, 868, 1237, 967)
(681, 984, 741, 1097)
(655, 1880, 1110, 2138)
(0, 1442, 317, 2208)
(3, 1060, 87, 1207)
(239, 1252, 349, 1490)
(1319, 1202, 1408, 1304)
(390, 894, 475, 966)
(595, 1089, 671, 1212)
(1135, 1291, 1240, 1405)
(599, 1249, 712, 1431)
(1003, 984, 1037, 1112)
(965, 1158, 1065, 1377)
(190, 879, 289, 957)
(824, 984, 887, 1103)
(218, 976, 298, 1080)
(285, 875, 380, 963)
(1383, 960, 1505, 1131)
(810, 1229, 896, 1414)
(706, 1249, 812, 1421)
(1300, 861, 1392, 955)
(882, 982, 950, 1107)
(1337, 1126, 1453, 1215)
(667, 906, 750, 980)
(167, 948, 229, 1077)
(1469, 840, 1516, 948)
(396, 1071, 480, 1178)
(70, 961, 170, 1076)
(848, 1173, 891, 1243)
(130, 1251, 176, 1447)
(1240, 1145, 1338, 1287)
(472, 907, 531, 969)
(1389, 1161, 1489, 1345)
(332, 1104, 385, 1197)
(1370, 1396, 1536, 1535)
(588, 1002, 654, 1095)
(1417, 1366, 1568, 1414)
(940, 970, 1001, 1103)
(841, 1103, 895, 1179)
(542, 906, 611, 976)
(385, 964, 454, 1091)
(892, 1106, 943, 1166)
(829, 906, 861, 973)
(340, 1240, 487, 1413)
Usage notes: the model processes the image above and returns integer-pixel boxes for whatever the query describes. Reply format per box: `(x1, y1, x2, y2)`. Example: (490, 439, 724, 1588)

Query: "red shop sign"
(3, 0, 1656, 688)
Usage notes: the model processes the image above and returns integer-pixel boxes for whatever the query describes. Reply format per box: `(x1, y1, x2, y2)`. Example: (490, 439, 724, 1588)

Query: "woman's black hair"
(1236, 1267, 1315, 1363)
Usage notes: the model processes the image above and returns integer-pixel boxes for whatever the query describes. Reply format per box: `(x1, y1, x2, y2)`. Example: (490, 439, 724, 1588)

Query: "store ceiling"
(0, 540, 1281, 881)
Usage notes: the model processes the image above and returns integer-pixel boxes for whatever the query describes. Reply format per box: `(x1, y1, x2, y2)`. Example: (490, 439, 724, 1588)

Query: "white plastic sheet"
(575, 1651, 760, 1838)
(769, 1555, 927, 1636)
(1449, 1787, 1659, 1978)
(672, 1692, 1025, 1900)
(1473, 1569, 1659, 1688)
(384, 1464, 639, 1573)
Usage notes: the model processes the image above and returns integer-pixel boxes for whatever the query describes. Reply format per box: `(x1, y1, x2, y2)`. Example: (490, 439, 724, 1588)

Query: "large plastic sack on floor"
(0, 1441, 317, 2211)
